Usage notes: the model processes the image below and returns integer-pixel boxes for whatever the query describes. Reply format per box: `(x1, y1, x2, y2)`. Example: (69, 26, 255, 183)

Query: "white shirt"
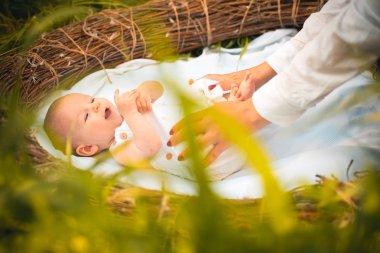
(254, 0, 380, 126)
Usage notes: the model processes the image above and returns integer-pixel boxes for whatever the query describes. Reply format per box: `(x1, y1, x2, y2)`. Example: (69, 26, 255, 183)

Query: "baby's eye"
(91, 98, 95, 103)
(84, 113, 89, 122)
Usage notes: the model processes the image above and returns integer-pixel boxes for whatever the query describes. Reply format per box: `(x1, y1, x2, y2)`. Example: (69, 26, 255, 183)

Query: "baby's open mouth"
(105, 108, 111, 119)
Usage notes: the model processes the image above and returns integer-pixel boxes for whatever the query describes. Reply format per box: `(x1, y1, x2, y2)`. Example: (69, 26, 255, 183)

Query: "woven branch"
(0, 0, 324, 110)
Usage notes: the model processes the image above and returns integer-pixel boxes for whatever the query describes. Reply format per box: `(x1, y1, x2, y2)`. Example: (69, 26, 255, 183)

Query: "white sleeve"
(266, 0, 352, 73)
(254, 0, 380, 126)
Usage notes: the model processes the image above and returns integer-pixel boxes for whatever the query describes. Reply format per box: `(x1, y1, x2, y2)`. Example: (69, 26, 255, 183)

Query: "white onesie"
(110, 78, 247, 181)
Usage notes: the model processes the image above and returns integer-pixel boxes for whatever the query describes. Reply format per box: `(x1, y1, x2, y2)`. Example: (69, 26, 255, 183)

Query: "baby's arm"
(134, 81, 164, 113)
(112, 89, 162, 165)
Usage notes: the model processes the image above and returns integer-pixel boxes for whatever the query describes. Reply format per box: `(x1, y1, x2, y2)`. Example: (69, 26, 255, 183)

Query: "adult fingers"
(204, 142, 229, 165)
(169, 117, 211, 147)
(202, 74, 221, 81)
(200, 130, 220, 147)
(167, 128, 188, 147)
(202, 74, 229, 89)
(176, 130, 220, 161)
(169, 110, 206, 135)
(177, 147, 190, 161)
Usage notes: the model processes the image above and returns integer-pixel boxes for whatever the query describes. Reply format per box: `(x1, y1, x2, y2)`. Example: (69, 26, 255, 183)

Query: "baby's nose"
(92, 102, 100, 112)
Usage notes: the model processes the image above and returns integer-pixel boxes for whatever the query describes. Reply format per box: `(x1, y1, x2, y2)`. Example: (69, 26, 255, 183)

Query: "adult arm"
(169, 0, 380, 161)
(205, 0, 351, 89)
(254, 0, 380, 126)
(267, 0, 351, 73)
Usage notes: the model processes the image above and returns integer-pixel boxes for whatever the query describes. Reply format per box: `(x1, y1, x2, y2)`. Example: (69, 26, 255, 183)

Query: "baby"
(44, 73, 256, 168)
(44, 81, 164, 165)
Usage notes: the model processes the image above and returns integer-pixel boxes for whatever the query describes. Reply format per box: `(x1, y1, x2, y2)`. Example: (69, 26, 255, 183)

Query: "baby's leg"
(235, 72, 256, 100)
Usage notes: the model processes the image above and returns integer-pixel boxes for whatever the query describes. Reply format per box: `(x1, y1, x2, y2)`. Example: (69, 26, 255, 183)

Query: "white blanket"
(34, 29, 380, 199)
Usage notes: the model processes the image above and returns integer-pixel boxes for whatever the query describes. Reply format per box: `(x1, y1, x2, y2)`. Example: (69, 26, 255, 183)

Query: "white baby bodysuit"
(109, 83, 247, 181)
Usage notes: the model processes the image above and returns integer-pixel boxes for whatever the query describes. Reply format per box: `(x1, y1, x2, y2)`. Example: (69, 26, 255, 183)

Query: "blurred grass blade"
(239, 36, 249, 61)
(159, 72, 295, 232)
(207, 105, 295, 232)
(24, 6, 90, 47)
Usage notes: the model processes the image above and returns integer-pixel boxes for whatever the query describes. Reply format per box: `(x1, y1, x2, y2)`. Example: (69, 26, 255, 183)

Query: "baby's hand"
(135, 89, 152, 113)
(114, 89, 140, 118)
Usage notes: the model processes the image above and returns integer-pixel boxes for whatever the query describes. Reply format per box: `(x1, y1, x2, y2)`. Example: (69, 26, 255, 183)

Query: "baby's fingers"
(139, 98, 147, 113)
(144, 97, 152, 112)
(136, 98, 143, 112)
(230, 83, 238, 91)
(139, 96, 152, 112)
(125, 90, 140, 105)
(128, 89, 139, 98)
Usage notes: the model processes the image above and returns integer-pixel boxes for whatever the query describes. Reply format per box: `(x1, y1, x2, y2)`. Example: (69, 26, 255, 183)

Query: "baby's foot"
(227, 83, 239, 101)
(236, 72, 256, 100)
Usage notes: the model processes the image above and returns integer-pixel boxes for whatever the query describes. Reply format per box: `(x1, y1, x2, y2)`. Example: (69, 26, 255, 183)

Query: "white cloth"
(255, 0, 380, 126)
(34, 29, 380, 199)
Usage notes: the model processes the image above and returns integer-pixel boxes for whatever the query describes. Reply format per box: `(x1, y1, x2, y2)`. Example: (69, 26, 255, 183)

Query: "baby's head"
(44, 93, 123, 156)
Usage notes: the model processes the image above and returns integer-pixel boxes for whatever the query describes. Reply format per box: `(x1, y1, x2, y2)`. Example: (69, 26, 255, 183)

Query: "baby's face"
(54, 93, 123, 150)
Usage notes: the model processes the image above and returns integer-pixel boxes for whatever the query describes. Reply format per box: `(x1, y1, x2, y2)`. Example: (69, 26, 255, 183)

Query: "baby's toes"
(236, 90, 244, 100)
(228, 86, 239, 101)
(230, 83, 238, 90)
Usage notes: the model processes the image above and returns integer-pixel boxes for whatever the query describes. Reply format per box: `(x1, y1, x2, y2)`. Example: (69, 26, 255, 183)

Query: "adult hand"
(228, 72, 256, 101)
(167, 98, 270, 164)
(203, 61, 277, 91)
(202, 72, 241, 91)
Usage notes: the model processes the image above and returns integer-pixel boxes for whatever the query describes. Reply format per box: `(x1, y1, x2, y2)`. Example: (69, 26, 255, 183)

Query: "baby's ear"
(76, 144, 99, 156)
